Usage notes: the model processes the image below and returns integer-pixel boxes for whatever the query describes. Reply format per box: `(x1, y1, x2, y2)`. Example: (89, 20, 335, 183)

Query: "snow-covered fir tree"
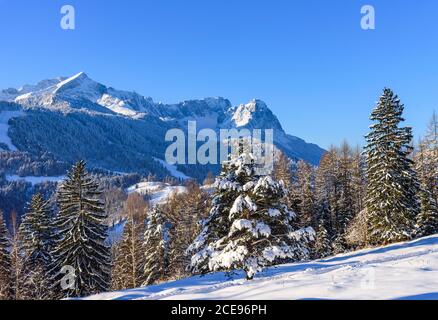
(416, 187, 438, 237)
(111, 194, 147, 290)
(314, 218, 332, 259)
(50, 160, 111, 298)
(189, 145, 315, 280)
(0, 212, 12, 300)
(18, 193, 53, 299)
(143, 206, 169, 285)
(365, 88, 420, 245)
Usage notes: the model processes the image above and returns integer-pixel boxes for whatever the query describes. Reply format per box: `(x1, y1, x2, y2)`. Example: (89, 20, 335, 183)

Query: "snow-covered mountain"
(0, 73, 325, 178)
(84, 235, 438, 300)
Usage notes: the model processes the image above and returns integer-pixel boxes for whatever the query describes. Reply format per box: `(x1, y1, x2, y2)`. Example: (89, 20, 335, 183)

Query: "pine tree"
(111, 193, 147, 290)
(50, 160, 111, 298)
(18, 193, 53, 299)
(187, 155, 243, 275)
(416, 187, 438, 237)
(314, 218, 331, 259)
(0, 212, 12, 300)
(143, 206, 169, 285)
(332, 142, 356, 253)
(365, 88, 420, 245)
(19, 193, 53, 265)
(189, 148, 315, 280)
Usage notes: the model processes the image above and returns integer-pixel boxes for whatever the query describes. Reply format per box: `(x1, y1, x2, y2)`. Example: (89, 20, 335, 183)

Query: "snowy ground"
(153, 157, 191, 180)
(85, 235, 438, 300)
(127, 181, 187, 206)
(0, 110, 23, 151)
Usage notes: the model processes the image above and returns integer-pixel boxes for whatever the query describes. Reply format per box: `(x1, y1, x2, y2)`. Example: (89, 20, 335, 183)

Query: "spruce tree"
(314, 218, 332, 259)
(143, 206, 169, 285)
(416, 187, 438, 237)
(365, 88, 420, 245)
(187, 155, 243, 275)
(18, 193, 53, 299)
(50, 160, 111, 298)
(0, 212, 12, 300)
(189, 148, 314, 280)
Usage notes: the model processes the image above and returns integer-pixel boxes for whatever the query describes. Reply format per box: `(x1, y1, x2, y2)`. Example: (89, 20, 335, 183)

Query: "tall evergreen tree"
(187, 154, 243, 275)
(0, 212, 12, 300)
(18, 193, 53, 299)
(365, 88, 420, 245)
(143, 206, 169, 285)
(416, 187, 438, 237)
(50, 160, 111, 298)
(314, 218, 332, 259)
(189, 148, 314, 280)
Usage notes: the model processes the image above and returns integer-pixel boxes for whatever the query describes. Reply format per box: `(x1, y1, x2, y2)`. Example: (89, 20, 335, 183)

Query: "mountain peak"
(230, 99, 282, 131)
(53, 72, 107, 102)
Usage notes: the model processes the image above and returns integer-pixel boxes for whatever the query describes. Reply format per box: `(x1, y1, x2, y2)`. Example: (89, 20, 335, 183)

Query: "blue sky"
(0, 0, 437, 149)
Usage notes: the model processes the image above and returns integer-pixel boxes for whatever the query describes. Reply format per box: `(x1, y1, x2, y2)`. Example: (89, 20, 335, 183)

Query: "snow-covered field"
(85, 235, 438, 300)
(0, 110, 23, 151)
(127, 181, 187, 206)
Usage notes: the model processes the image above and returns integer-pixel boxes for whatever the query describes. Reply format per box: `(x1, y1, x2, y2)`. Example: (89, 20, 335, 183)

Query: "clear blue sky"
(0, 0, 437, 148)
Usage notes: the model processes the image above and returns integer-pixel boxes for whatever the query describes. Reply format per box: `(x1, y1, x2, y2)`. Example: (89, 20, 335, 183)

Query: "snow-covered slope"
(127, 181, 187, 206)
(85, 235, 438, 300)
(0, 110, 24, 150)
